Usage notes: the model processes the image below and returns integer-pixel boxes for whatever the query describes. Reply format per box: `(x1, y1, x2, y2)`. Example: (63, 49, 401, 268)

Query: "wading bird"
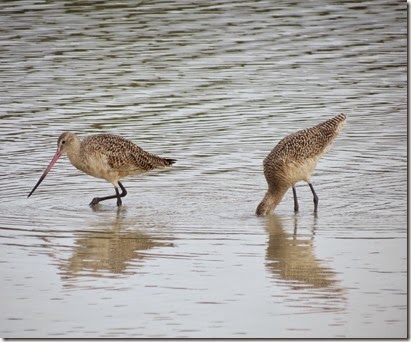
(256, 113, 346, 216)
(28, 132, 176, 207)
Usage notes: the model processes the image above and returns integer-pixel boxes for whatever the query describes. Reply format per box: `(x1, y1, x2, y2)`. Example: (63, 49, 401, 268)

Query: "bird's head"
(57, 132, 78, 154)
(27, 132, 79, 198)
(256, 188, 288, 216)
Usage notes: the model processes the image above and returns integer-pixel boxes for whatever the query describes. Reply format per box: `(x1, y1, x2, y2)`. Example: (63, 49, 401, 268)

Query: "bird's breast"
(67, 152, 109, 180)
(268, 157, 319, 186)
(287, 157, 319, 183)
(68, 151, 146, 183)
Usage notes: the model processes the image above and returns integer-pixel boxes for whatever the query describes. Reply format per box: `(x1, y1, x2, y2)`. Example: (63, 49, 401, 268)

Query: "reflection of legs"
(89, 181, 128, 207)
(308, 183, 319, 212)
(293, 213, 298, 235)
(292, 186, 299, 212)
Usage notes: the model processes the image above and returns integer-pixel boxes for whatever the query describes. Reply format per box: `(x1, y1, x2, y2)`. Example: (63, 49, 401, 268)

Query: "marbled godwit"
(28, 132, 176, 207)
(256, 113, 346, 216)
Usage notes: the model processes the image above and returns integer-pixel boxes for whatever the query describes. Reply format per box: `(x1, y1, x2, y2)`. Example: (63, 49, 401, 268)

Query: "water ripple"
(0, 0, 406, 338)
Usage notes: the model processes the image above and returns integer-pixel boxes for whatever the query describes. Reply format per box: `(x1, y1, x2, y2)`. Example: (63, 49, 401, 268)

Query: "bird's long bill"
(27, 150, 62, 198)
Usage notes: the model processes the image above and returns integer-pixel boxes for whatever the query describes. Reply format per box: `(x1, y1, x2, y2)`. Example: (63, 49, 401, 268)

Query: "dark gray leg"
(89, 181, 128, 207)
(292, 186, 299, 212)
(118, 181, 127, 198)
(308, 183, 319, 212)
(116, 182, 128, 206)
(115, 187, 122, 207)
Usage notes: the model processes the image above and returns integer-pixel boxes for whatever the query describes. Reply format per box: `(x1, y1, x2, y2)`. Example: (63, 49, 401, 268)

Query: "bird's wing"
(81, 134, 165, 172)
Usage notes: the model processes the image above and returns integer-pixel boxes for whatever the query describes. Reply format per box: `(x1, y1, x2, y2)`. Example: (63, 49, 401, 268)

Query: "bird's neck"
(256, 187, 288, 216)
(65, 140, 83, 169)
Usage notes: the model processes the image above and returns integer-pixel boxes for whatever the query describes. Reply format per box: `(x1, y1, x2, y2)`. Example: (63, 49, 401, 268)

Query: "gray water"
(0, 0, 407, 338)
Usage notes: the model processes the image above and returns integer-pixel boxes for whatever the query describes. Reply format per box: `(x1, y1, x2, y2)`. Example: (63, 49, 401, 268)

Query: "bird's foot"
(116, 198, 122, 207)
(89, 197, 100, 207)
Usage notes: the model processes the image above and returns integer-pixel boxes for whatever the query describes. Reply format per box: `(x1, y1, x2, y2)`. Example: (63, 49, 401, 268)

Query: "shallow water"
(0, 0, 407, 338)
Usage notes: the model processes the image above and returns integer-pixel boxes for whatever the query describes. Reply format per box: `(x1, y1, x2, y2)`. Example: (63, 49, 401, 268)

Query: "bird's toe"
(89, 197, 100, 207)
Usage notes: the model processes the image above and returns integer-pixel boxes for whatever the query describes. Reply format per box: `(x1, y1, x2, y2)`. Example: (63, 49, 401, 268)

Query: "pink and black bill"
(27, 150, 62, 198)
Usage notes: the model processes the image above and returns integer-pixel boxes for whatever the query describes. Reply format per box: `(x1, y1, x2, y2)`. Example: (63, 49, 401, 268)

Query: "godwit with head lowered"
(28, 132, 176, 207)
(256, 113, 346, 216)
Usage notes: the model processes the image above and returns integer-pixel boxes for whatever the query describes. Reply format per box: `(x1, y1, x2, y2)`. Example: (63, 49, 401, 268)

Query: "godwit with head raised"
(256, 113, 346, 216)
(28, 132, 176, 207)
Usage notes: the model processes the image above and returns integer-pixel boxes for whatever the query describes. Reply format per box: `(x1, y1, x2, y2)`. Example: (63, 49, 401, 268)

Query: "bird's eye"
(61, 140, 66, 144)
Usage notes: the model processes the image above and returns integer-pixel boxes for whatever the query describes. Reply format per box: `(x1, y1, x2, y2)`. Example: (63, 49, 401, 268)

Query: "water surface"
(0, 0, 406, 338)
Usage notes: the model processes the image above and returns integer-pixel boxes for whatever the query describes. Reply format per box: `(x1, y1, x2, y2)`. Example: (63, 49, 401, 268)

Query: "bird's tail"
(140, 152, 176, 170)
(152, 156, 176, 168)
(164, 158, 176, 166)
(333, 113, 347, 123)
(317, 113, 346, 136)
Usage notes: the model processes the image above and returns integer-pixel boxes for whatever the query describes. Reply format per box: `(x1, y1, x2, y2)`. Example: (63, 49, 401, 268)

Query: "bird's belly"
(76, 162, 109, 180)
(286, 158, 318, 184)
(71, 157, 115, 182)
(81, 164, 144, 182)
(115, 169, 145, 179)
(68, 152, 145, 184)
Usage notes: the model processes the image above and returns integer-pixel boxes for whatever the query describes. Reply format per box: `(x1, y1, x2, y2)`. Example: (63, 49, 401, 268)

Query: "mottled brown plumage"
(70, 133, 175, 179)
(256, 113, 346, 215)
(28, 132, 176, 207)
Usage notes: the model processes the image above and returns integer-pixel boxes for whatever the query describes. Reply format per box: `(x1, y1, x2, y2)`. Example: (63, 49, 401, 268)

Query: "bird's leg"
(115, 182, 128, 207)
(89, 191, 118, 207)
(308, 183, 319, 212)
(118, 181, 127, 198)
(115, 187, 122, 207)
(292, 186, 299, 212)
(89, 182, 127, 207)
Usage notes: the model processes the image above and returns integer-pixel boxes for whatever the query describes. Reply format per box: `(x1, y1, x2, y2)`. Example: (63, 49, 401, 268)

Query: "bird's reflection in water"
(265, 214, 342, 291)
(58, 207, 173, 281)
